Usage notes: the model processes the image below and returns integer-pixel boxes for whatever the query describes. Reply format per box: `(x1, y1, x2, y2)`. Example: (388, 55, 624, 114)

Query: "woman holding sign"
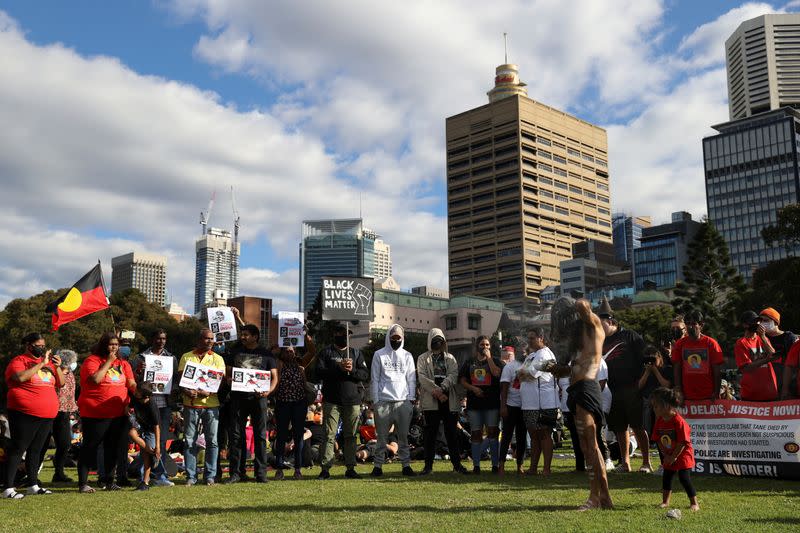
(2, 333, 64, 499)
(77, 332, 136, 493)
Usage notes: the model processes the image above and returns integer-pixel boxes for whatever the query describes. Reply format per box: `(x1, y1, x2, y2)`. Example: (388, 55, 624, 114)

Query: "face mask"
(688, 327, 701, 339)
(118, 346, 131, 359)
(390, 339, 402, 350)
(334, 335, 347, 348)
(30, 345, 46, 358)
(671, 328, 684, 341)
(431, 339, 444, 351)
(762, 319, 776, 333)
(365, 419, 375, 427)
(69, 362, 77, 372)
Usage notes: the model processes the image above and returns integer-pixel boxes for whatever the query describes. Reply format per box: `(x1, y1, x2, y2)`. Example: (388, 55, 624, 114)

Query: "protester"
(51, 348, 78, 483)
(518, 328, 558, 476)
(128, 382, 160, 490)
(135, 328, 178, 486)
(671, 310, 723, 401)
(274, 346, 307, 480)
(417, 328, 468, 475)
(759, 308, 795, 393)
(459, 336, 504, 474)
(316, 324, 369, 480)
(499, 345, 526, 475)
(77, 332, 136, 493)
(3, 333, 63, 499)
(179, 328, 226, 486)
(596, 299, 651, 473)
(500, 345, 515, 364)
(370, 324, 417, 477)
(224, 324, 277, 484)
(735, 311, 778, 402)
(650, 387, 699, 511)
(783, 341, 800, 399)
(638, 345, 671, 440)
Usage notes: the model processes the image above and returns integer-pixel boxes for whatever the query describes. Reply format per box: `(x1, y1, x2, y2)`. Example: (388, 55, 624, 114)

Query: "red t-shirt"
(785, 341, 800, 394)
(671, 335, 723, 400)
(735, 336, 777, 401)
(78, 355, 134, 419)
(4, 354, 60, 418)
(652, 413, 694, 471)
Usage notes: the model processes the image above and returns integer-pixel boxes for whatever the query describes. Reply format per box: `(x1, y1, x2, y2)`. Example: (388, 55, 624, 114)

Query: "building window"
(468, 316, 480, 330)
(445, 316, 457, 330)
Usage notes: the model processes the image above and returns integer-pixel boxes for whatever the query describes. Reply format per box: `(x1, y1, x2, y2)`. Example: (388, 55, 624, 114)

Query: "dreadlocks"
(550, 296, 582, 363)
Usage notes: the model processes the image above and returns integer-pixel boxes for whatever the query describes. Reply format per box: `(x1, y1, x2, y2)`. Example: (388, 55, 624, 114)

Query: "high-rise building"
(446, 63, 613, 312)
(633, 212, 701, 291)
(111, 252, 167, 305)
(612, 214, 651, 266)
(559, 239, 628, 297)
(726, 14, 800, 120)
(194, 227, 240, 314)
(372, 237, 392, 279)
(228, 296, 273, 346)
(703, 108, 800, 279)
(299, 219, 375, 312)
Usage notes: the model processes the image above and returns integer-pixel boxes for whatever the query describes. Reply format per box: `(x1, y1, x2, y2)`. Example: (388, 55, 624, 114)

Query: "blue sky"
(0, 0, 796, 313)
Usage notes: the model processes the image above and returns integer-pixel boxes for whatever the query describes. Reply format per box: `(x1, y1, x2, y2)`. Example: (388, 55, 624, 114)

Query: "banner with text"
(682, 399, 800, 479)
(207, 306, 237, 343)
(278, 311, 305, 347)
(321, 276, 374, 321)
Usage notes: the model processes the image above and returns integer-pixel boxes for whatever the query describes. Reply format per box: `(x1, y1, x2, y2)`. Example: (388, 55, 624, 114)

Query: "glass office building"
(633, 212, 700, 291)
(703, 108, 800, 280)
(612, 214, 651, 266)
(298, 219, 375, 312)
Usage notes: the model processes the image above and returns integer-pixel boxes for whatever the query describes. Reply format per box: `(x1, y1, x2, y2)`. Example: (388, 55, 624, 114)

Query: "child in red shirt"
(650, 387, 699, 511)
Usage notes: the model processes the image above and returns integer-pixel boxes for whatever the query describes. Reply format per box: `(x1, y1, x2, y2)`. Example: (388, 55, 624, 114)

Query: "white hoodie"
(371, 324, 416, 403)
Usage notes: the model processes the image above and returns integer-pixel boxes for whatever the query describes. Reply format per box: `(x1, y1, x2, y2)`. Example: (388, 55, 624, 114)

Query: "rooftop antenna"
(504, 32, 508, 63)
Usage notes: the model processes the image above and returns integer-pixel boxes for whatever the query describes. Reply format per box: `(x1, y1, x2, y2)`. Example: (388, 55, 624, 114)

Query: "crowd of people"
(1, 299, 798, 511)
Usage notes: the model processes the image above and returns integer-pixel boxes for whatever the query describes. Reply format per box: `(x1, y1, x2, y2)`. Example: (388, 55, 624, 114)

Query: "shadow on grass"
(166, 503, 579, 516)
(744, 517, 800, 525)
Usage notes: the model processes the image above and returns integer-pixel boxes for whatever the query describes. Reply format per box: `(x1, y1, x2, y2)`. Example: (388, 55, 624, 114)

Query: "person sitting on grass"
(650, 387, 699, 512)
(128, 382, 160, 491)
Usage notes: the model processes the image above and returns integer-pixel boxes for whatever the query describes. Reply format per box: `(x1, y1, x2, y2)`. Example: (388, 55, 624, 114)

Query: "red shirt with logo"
(78, 355, 134, 418)
(735, 336, 777, 401)
(671, 335, 723, 400)
(785, 341, 800, 394)
(5, 354, 60, 418)
(652, 413, 694, 471)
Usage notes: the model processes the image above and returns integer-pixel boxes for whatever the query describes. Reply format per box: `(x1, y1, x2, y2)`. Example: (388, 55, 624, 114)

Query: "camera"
(643, 355, 657, 366)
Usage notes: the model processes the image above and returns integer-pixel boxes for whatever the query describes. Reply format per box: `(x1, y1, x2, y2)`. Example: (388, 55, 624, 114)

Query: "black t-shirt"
(130, 395, 160, 432)
(305, 422, 325, 446)
(603, 328, 645, 390)
(770, 331, 798, 364)
(225, 343, 276, 399)
(459, 357, 504, 411)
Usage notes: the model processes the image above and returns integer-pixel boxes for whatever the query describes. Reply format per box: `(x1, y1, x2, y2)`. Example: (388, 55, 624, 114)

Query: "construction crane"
(199, 191, 216, 235)
(230, 186, 240, 296)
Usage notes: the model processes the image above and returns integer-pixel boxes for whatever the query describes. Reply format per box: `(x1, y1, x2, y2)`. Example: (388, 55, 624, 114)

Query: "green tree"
(762, 203, 800, 256)
(672, 220, 747, 348)
(614, 305, 675, 346)
(737, 257, 800, 331)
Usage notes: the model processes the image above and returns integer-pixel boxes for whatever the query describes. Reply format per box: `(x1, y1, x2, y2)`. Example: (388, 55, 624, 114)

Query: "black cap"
(740, 310, 760, 326)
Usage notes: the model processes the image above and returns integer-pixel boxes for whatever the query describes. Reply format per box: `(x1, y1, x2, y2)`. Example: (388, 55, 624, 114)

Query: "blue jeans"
(139, 431, 168, 482)
(184, 407, 219, 482)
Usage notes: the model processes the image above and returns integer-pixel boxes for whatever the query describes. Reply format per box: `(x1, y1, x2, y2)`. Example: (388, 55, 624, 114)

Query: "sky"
(0, 0, 797, 314)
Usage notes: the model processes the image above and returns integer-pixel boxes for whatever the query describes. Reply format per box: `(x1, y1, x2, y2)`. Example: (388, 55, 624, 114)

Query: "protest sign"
(179, 361, 223, 393)
(143, 354, 173, 394)
(278, 311, 305, 347)
(231, 367, 271, 393)
(683, 399, 800, 479)
(321, 276, 374, 321)
(207, 306, 237, 342)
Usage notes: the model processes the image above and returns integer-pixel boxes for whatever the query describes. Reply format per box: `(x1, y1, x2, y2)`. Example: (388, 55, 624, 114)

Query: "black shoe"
(52, 474, 73, 483)
(105, 483, 122, 491)
(116, 478, 132, 487)
(224, 475, 241, 485)
(402, 466, 416, 477)
(239, 473, 251, 482)
(491, 465, 499, 474)
(454, 465, 469, 475)
(370, 467, 383, 478)
(136, 482, 149, 491)
(419, 467, 432, 476)
(345, 468, 362, 479)
(317, 469, 331, 480)
(472, 466, 481, 475)
(255, 477, 268, 483)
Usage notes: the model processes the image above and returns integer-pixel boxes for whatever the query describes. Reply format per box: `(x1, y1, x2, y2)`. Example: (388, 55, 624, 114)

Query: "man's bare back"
(570, 299, 604, 384)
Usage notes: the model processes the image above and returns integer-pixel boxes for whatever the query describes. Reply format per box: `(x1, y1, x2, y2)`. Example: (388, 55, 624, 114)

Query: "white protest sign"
(278, 311, 305, 347)
(231, 367, 271, 393)
(144, 354, 173, 395)
(207, 306, 237, 342)
(179, 361, 223, 393)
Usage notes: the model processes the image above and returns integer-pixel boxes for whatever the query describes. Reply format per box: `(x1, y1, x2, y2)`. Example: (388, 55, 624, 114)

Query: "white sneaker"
(153, 478, 175, 487)
(26, 485, 52, 495)
(605, 458, 615, 471)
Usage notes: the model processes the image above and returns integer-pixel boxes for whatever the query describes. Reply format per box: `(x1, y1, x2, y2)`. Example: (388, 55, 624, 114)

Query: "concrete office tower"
(370, 235, 392, 279)
(612, 214, 652, 266)
(194, 227, 240, 314)
(111, 252, 167, 306)
(446, 64, 612, 312)
(726, 14, 800, 120)
(703, 108, 800, 280)
(299, 219, 375, 312)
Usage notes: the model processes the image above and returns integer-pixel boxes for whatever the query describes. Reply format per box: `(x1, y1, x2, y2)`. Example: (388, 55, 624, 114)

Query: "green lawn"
(4, 458, 799, 532)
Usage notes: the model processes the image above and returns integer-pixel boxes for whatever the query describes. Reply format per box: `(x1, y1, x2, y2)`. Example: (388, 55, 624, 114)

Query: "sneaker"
(274, 470, 285, 481)
(2, 488, 25, 499)
(419, 467, 432, 476)
(454, 465, 470, 475)
(153, 478, 175, 487)
(136, 482, 150, 491)
(185, 479, 197, 487)
(316, 469, 330, 480)
(370, 467, 383, 478)
(224, 475, 241, 485)
(345, 468, 362, 479)
(27, 485, 53, 495)
(605, 458, 615, 472)
(293, 470, 303, 480)
(402, 466, 416, 477)
(104, 483, 122, 491)
(255, 476, 268, 483)
(472, 466, 481, 475)
(116, 478, 132, 487)
(52, 474, 73, 483)
(205, 479, 215, 486)
(491, 465, 499, 474)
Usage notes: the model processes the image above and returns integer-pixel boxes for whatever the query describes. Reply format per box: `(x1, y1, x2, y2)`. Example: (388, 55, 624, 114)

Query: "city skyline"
(0, 1, 796, 313)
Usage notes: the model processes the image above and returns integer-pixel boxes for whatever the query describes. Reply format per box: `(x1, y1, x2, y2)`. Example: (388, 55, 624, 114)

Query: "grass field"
(4, 456, 799, 533)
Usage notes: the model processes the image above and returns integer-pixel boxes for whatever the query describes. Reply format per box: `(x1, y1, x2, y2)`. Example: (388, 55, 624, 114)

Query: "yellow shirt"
(178, 350, 226, 408)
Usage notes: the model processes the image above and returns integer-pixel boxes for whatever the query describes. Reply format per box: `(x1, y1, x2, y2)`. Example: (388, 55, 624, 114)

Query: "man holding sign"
(224, 324, 277, 484)
(178, 329, 226, 486)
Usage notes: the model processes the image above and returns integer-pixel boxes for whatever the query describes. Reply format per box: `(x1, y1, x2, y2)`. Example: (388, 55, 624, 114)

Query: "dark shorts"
(522, 409, 559, 430)
(607, 385, 644, 433)
(567, 379, 605, 427)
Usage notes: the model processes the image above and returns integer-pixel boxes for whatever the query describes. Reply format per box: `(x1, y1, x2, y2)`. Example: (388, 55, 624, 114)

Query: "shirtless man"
(545, 297, 613, 510)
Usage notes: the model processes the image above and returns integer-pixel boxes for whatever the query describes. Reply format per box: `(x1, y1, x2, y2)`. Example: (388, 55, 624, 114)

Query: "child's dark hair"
(644, 344, 659, 356)
(651, 386, 681, 408)
(137, 381, 154, 398)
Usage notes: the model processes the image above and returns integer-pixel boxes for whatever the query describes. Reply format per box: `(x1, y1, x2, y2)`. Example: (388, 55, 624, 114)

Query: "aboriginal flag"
(46, 263, 110, 331)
